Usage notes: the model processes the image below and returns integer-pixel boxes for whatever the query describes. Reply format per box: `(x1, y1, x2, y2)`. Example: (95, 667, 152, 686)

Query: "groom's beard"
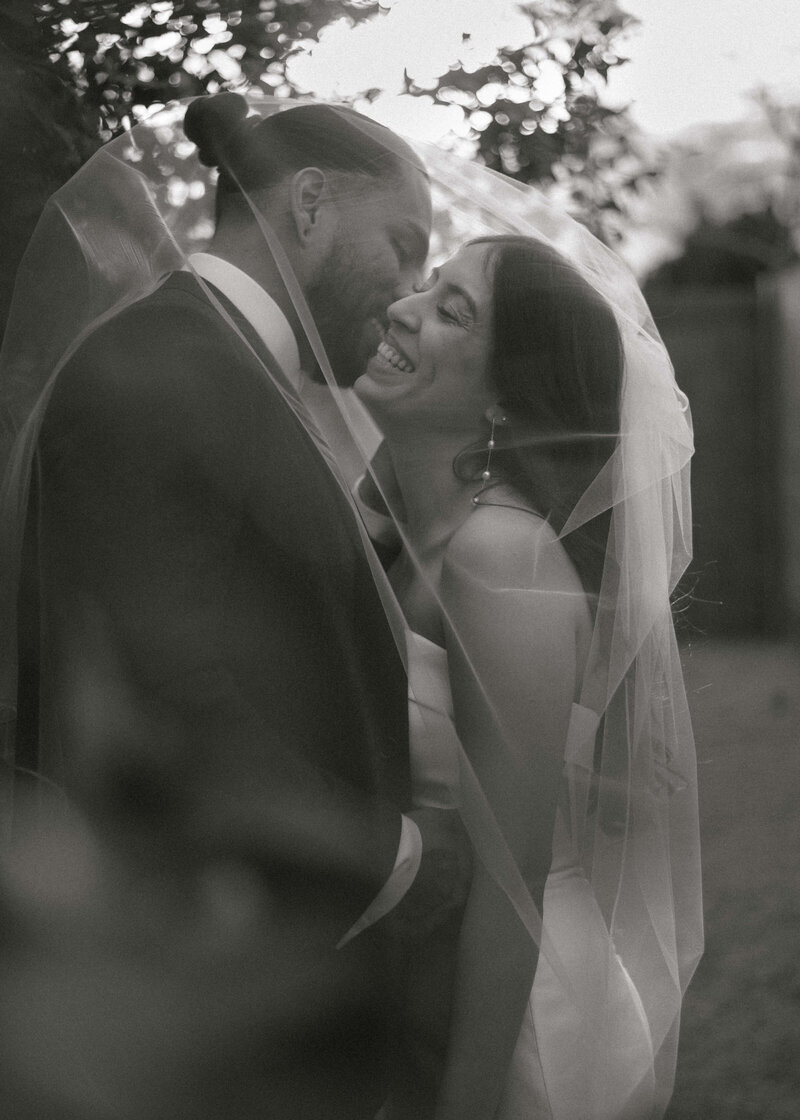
(305, 244, 387, 388)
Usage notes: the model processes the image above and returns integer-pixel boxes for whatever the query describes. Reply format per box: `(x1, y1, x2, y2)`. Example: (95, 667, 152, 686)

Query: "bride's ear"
(289, 167, 337, 250)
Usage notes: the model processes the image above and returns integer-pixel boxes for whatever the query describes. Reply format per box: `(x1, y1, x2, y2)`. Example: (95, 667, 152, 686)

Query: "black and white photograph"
(0, 2, 798, 1117)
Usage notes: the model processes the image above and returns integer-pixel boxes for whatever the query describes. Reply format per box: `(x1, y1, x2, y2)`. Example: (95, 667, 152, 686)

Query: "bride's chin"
(353, 367, 395, 410)
(352, 369, 374, 400)
(354, 357, 420, 431)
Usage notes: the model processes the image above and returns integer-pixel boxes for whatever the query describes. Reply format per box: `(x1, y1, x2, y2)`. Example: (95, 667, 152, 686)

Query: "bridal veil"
(0, 93, 702, 1117)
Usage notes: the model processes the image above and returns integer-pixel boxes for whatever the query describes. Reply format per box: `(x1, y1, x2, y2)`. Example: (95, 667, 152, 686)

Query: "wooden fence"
(646, 272, 800, 638)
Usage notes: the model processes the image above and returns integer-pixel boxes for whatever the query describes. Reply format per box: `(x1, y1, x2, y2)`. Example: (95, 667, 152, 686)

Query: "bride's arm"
(434, 508, 583, 1120)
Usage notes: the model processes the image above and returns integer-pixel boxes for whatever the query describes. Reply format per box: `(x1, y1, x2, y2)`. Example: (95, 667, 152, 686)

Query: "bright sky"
(607, 0, 800, 136)
(288, 0, 800, 141)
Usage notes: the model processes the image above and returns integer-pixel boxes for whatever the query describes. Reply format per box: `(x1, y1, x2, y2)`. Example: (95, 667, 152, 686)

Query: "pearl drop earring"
(472, 413, 505, 505)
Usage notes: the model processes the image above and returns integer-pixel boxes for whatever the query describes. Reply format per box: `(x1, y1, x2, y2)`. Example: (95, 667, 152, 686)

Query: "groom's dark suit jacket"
(33, 271, 410, 1118)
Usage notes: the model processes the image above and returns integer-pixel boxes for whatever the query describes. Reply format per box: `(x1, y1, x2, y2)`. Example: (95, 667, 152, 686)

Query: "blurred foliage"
(646, 91, 800, 288)
(28, 0, 653, 239)
(752, 88, 800, 253)
(35, 0, 383, 139)
(0, 1, 99, 337)
(400, 1, 654, 240)
(647, 206, 799, 287)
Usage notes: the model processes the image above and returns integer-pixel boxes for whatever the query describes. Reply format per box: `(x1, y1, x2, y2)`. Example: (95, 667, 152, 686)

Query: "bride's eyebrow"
(437, 270, 478, 319)
(424, 267, 477, 314)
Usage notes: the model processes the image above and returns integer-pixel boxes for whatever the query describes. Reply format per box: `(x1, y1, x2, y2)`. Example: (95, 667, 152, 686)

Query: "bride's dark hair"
(456, 235, 624, 598)
(183, 92, 425, 220)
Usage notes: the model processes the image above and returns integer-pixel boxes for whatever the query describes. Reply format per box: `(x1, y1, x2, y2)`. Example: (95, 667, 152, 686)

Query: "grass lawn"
(665, 640, 800, 1120)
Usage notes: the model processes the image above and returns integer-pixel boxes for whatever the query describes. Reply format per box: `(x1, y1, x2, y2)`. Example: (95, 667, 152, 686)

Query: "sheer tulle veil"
(0, 93, 702, 1115)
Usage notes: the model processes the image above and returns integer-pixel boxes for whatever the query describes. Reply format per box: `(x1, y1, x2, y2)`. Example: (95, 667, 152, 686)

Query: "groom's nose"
(392, 263, 424, 302)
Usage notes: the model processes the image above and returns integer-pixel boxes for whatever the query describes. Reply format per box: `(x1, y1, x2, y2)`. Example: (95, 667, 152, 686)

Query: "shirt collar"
(187, 252, 301, 387)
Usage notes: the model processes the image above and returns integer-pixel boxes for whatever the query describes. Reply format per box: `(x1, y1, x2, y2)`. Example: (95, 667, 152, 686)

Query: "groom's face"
(306, 167, 431, 387)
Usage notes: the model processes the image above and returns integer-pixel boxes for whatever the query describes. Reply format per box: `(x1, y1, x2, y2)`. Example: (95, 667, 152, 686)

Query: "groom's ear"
(289, 167, 336, 248)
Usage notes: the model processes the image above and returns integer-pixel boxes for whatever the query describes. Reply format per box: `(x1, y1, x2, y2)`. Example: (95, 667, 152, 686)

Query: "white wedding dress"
(407, 631, 657, 1120)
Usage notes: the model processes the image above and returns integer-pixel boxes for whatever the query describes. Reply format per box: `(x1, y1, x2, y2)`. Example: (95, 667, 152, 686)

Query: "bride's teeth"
(378, 340, 412, 372)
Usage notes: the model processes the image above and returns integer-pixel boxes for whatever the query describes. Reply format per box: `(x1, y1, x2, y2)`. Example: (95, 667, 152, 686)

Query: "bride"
(354, 234, 698, 1120)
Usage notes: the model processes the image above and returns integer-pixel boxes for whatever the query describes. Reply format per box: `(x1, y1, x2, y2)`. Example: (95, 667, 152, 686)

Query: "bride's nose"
(386, 291, 421, 332)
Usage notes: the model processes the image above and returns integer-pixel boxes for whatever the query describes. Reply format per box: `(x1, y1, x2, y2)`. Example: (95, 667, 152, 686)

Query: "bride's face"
(355, 243, 495, 432)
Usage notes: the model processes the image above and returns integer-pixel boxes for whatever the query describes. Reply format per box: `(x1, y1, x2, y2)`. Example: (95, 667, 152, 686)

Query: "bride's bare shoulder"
(444, 502, 584, 595)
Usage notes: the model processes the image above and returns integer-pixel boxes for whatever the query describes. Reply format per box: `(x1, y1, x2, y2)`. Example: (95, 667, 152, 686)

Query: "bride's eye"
(438, 302, 472, 327)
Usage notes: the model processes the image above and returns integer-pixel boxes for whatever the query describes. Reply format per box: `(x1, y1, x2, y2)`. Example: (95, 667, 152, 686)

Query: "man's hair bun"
(183, 93, 250, 169)
(182, 92, 424, 202)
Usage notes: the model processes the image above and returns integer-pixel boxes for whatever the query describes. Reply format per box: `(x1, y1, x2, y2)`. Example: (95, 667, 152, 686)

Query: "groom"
(6, 97, 464, 1119)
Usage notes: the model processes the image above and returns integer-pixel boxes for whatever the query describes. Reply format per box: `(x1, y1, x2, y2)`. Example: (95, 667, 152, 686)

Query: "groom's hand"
(386, 808, 471, 942)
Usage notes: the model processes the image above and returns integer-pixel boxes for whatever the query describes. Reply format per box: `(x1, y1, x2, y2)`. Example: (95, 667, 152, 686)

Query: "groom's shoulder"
(105, 270, 231, 339)
(45, 272, 257, 436)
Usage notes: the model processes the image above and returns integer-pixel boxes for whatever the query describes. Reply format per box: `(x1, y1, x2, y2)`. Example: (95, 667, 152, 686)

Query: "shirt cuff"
(336, 813, 422, 949)
(351, 474, 402, 549)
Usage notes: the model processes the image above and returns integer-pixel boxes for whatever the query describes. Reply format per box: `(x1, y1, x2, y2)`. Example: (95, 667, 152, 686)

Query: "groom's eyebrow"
(391, 220, 430, 265)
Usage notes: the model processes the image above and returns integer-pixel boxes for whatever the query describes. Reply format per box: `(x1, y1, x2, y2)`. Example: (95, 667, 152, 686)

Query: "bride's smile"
(375, 335, 415, 372)
(356, 243, 495, 432)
